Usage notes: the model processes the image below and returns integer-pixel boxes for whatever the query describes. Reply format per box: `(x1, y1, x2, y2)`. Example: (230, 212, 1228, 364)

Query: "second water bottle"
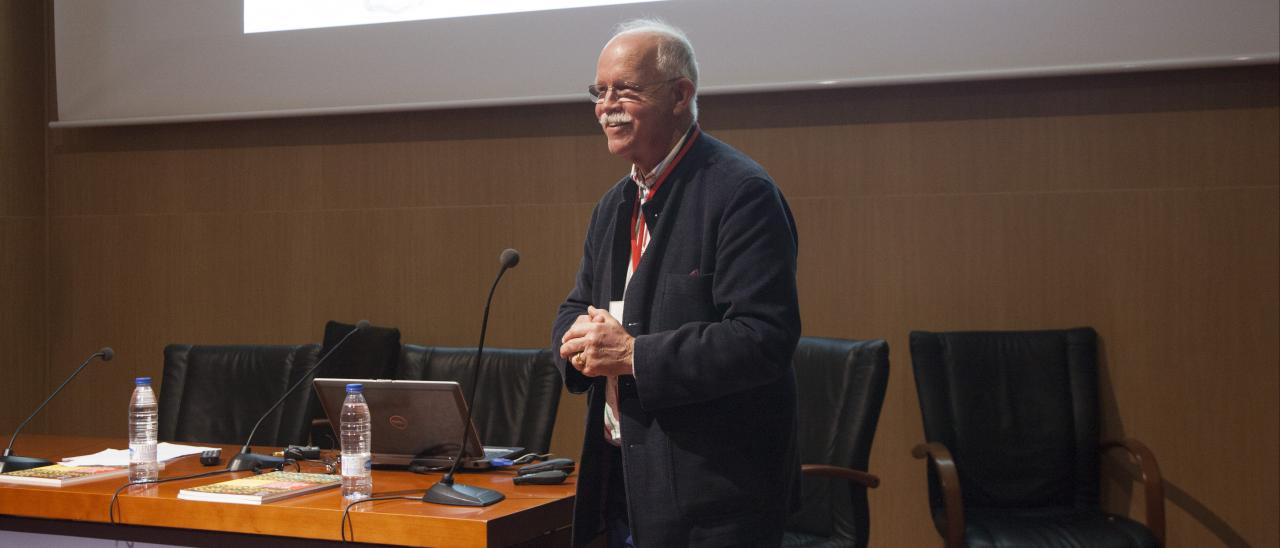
(340, 383, 372, 500)
(128, 377, 158, 483)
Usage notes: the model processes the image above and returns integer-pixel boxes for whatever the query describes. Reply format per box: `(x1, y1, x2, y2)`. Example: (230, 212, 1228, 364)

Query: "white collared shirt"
(605, 125, 695, 446)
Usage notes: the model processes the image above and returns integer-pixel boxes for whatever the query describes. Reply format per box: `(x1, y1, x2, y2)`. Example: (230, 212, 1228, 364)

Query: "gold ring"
(573, 353, 584, 366)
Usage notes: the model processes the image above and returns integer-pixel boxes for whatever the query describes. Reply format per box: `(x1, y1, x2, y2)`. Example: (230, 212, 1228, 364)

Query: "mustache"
(599, 112, 632, 126)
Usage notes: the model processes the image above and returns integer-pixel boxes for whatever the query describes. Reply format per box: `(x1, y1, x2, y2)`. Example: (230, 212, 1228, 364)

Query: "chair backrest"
(158, 343, 321, 446)
(398, 345, 561, 455)
(909, 327, 1101, 514)
(304, 320, 402, 444)
(316, 320, 402, 380)
(786, 336, 890, 548)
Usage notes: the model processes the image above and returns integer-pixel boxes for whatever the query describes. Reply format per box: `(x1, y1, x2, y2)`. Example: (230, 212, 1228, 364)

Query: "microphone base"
(226, 452, 287, 472)
(422, 480, 505, 507)
(0, 455, 53, 474)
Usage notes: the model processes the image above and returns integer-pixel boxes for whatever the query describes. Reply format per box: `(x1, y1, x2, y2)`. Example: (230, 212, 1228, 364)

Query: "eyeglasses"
(588, 77, 682, 103)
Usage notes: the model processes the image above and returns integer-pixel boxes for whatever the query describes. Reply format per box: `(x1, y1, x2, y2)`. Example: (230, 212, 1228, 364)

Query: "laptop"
(312, 378, 523, 470)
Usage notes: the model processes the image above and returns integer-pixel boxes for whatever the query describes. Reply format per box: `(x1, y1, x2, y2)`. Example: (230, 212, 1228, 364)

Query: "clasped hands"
(560, 306, 634, 378)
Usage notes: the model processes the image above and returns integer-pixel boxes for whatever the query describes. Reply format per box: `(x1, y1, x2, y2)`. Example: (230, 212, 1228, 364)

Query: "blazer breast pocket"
(654, 271, 717, 329)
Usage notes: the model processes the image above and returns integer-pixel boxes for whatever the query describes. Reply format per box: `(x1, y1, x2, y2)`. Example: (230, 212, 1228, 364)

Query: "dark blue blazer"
(552, 130, 802, 547)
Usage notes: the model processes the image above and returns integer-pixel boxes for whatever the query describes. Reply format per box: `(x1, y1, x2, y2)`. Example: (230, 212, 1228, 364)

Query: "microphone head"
(354, 320, 371, 331)
(99, 347, 115, 362)
(499, 248, 521, 269)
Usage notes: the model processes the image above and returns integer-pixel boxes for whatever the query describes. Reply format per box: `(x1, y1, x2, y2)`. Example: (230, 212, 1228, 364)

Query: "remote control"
(513, 470, 569, 485)
(517, 457, 575, 476)
(199, 449, 222, 466)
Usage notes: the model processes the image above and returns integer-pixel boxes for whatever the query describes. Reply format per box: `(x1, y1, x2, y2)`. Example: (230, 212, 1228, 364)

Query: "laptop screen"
(312, 378, 486, 466)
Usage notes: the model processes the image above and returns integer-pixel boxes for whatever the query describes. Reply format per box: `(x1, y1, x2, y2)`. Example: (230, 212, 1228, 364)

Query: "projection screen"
(52, 0, 1279, 127)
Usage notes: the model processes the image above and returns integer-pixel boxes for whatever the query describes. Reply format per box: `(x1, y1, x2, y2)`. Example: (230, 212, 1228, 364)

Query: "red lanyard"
(629, 126, 701, 273)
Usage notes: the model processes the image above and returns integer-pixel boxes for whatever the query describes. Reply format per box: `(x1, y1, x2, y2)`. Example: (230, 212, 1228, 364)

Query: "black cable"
(108, 468, 233, 524)
(510, 452, 554, 465)
(340, 495, 421, 543)
(305, 456, 339, 474)
(279, 447, 336, 472)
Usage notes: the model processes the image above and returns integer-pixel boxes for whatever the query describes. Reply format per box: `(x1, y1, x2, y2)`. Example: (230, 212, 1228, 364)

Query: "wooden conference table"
(0, 435, 575, 547)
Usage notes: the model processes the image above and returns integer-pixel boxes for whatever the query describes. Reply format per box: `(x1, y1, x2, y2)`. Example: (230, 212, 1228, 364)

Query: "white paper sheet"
(60, 443, 216, 466)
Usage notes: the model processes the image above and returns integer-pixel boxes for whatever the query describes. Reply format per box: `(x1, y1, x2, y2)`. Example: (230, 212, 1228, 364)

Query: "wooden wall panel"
(317, 136, 620, 210)
(0, 219, 45, 433)
(309, 206, 511, 341)
(722, 108, 1279, 200)
(176, 211, 319, 342)
(51, 146, 325, 216)
(0, 1, 46, 218)
(0, 0, 46, 434)
(25, 63, 1280, 547)
(45, 214, 183, 436)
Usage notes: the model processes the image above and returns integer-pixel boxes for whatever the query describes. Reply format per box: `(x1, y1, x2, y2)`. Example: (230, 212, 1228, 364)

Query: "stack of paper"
(60, 443, 217, 466)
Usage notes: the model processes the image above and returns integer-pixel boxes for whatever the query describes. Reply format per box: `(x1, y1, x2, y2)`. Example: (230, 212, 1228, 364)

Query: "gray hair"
(613, 18, 699, 119)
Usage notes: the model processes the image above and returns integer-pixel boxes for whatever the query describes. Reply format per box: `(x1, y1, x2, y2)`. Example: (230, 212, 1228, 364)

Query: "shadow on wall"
(1097, 337, 1252, 548)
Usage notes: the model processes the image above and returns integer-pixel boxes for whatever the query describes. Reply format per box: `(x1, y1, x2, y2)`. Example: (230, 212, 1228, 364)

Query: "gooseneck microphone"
(1, 347, 114, 474)
(423, 248, 520, 507)
(227, 320, 371, 472)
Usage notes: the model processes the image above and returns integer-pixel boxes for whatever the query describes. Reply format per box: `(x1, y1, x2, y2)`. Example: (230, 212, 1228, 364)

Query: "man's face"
(593, 33, 686, 171)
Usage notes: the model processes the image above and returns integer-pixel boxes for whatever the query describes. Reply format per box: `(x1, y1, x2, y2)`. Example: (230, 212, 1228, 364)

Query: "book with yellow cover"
(177, 471, 340, 505)
(0, 464, 129, 487)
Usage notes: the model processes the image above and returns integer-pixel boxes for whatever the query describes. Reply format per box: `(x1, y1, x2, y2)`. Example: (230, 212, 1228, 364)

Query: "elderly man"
(552, 19, 802, 547)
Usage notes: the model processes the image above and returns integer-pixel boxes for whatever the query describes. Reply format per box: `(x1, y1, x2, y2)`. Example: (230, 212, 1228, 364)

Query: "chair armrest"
(1101, 438, 1166, 546)
(801, 464, 881, 488)
(912, 442, 965, 548)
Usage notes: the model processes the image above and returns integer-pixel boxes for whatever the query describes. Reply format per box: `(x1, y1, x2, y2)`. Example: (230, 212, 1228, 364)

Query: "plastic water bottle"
(128, 377, 159, 483)
(340, 383, 373, 500)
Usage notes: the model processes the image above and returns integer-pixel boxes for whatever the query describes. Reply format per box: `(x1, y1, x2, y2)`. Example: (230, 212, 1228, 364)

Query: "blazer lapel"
(607, 181, 635, 305)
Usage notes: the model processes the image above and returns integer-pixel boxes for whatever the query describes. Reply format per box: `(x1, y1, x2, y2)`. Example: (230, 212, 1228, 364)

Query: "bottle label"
(129, 443, 156, 463)
(342, 454, 371, 476)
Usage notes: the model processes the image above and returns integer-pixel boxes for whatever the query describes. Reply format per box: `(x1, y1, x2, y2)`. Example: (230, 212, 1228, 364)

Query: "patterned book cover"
(177, 471, 340, 505)
(0, 464, 128, 487)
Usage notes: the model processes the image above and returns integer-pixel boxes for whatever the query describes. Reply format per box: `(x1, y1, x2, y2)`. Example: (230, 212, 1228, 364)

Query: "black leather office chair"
(316, 320, 402, 380)
(307, 320, 402, 448)
(909, 327, 1164, 548)
(158, 344, 320, 446)
(784, 336, 890, 548)
(398, 345, 562, 455)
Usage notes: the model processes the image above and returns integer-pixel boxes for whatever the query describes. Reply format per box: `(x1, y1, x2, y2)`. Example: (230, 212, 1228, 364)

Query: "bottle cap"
(345, 383, 363, 393)
(135, 377, 152, 385)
